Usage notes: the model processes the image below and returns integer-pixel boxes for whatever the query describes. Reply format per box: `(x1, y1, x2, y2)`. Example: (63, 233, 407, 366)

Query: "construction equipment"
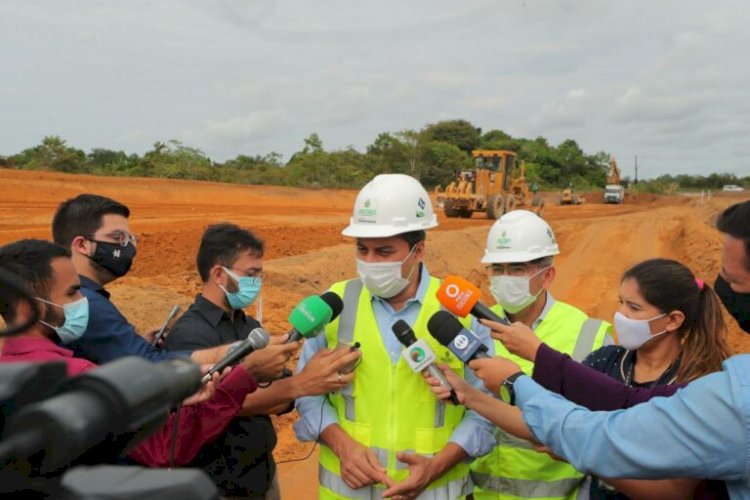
(435, 150, 544, 219)
(559, 184, 585, 205)
(604, 157, 625, 204)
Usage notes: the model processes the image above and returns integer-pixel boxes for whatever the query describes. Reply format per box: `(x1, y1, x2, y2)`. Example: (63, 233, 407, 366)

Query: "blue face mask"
(220, 266, 262, 310)
(37, 296, 90, 344)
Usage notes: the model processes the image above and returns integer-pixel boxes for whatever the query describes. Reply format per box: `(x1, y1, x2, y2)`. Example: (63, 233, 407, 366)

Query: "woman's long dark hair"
(622, 258, 730, 383)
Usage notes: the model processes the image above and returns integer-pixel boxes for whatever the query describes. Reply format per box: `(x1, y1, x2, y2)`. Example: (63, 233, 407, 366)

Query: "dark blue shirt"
(72, 275, 191, 364)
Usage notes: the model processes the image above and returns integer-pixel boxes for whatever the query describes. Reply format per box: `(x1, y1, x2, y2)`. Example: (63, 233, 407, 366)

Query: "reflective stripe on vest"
(319, 277, 474, 500)
(472, 474, 585, 499)
(471, 301, 612, 500)
(320, 468, 473, 500)
(571, 318, 603, 362)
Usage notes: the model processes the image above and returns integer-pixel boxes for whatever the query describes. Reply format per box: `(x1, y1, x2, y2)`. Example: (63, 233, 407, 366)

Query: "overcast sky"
(1, 0, 749, 178)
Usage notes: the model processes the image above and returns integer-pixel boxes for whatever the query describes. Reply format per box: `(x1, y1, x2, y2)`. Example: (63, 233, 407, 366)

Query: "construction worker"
(294, 173, 496, 499)
(470, 209, 613, 500)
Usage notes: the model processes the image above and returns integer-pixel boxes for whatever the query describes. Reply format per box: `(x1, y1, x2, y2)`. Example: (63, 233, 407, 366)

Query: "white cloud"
(1, 0, 750, 175)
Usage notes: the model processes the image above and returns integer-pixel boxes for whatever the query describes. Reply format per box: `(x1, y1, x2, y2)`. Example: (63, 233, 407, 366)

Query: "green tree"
(12, 136, 86, 173)
(423, 119, 481, 153)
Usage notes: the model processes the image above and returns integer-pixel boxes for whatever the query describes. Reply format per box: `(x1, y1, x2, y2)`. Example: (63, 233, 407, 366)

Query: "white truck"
(604, 184, 625, 204)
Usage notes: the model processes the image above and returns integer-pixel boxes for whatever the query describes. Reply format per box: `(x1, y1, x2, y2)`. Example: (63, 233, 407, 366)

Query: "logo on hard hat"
(547, 228, 556, 244)
(416, 197, 426, 218)
(358, 199, 377, 217)
(496, 230, 512, 249)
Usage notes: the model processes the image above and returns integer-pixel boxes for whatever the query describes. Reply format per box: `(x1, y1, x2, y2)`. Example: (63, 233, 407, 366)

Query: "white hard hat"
(481, 210, 560, 264)
(342, 174, 438, 238)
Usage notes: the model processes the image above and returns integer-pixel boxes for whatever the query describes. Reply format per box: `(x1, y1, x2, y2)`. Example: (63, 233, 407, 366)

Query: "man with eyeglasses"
(51, 194, 251, 366)
(164, 223, 360, 499)
(469, 210, 613, 500)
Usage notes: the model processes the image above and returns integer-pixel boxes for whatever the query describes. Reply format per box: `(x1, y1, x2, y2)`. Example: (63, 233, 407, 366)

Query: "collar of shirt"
(79, 274, 110, 299)
(1, 334, 74, 358)
(193, 293, 242, 327)
(531, 291, 556, 330)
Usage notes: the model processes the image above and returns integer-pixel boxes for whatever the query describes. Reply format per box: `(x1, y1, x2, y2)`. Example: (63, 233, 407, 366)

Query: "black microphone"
(427, 311, 491, 362)
(202, 328, 270, 383)
(392, 320, 460, 405)
(320, 291, 344, 321)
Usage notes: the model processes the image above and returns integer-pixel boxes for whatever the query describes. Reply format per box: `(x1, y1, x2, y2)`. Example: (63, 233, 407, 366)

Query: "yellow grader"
(435, 150, 544, 219)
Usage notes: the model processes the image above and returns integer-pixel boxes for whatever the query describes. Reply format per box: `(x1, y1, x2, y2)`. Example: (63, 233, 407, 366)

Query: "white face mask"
(356, 246, 418, 299)
(614, 312, 668, 350)
(489, 266, 548, 314)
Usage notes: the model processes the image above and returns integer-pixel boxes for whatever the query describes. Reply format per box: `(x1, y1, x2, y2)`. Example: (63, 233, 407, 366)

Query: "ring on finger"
(337, 372, 342, 383)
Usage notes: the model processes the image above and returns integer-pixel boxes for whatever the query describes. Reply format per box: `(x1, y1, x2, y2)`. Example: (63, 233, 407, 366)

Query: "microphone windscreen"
(391, 319, 417, 346)
(436, 276, 481, 317)
(427, 310, 464, 346)
(319, 291, 344, 321)
(247, 328, 270, 348)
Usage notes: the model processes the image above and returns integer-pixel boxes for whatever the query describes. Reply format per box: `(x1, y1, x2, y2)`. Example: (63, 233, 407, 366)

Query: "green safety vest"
(471, 300, 613, 500)
(319, 277, 474, 500)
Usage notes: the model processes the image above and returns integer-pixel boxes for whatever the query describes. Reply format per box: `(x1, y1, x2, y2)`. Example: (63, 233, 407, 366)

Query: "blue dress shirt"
(73, 275, 191, 364)
(294, 264, 496, 459)
(515, 355, 750, 499)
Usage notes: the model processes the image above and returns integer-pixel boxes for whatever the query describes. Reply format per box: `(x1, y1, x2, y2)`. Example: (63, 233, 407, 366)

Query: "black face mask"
(89, 240, 137, 278)
(715, 274, 750, 334)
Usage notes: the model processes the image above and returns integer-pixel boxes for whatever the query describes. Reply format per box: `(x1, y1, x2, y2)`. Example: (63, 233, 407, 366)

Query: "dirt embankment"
(0, 168, 748, 498)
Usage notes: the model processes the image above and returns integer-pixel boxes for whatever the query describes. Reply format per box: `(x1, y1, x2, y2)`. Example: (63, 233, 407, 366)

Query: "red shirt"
(0, 335, 257, 467)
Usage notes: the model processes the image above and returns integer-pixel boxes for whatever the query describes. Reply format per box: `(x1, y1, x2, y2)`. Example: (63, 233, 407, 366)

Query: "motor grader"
(435, 150, 544, 219)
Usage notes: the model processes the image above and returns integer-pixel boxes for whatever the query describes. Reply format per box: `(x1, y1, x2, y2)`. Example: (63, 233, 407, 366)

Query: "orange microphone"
(436, 275, 511, 326)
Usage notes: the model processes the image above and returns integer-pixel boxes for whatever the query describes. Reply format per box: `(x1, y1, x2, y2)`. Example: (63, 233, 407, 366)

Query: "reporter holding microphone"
(165, 224, 359, 500)
(294, 174, 495, 500)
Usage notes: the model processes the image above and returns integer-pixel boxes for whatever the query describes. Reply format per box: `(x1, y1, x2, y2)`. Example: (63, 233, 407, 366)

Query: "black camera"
(0, 267, 218, 499)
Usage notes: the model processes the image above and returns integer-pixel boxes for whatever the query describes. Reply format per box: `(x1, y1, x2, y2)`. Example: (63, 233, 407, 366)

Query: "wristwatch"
(499, 371, 525, 406)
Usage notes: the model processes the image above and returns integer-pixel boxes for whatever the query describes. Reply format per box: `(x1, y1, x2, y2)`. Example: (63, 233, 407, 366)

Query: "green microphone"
(286, 295, 334, 343)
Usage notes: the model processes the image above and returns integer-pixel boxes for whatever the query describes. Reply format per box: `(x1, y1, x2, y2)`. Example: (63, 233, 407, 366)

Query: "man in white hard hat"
(470, 210, 613, 500)
(294, 174, 495, 500)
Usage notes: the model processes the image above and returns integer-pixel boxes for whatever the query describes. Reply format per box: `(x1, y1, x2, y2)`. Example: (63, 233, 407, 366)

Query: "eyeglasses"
(93, 230, 138, 247)
(224, 266, 263, 279)
(488, 263, 544, 277)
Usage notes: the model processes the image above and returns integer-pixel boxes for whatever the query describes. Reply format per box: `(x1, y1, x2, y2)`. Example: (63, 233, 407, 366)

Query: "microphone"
(436, 275, 511, 326)
(392, 320, 460, 405)
(427, 311, 491, 362)
(202, 328, 270, 383)
(285, 294, 338, 343)
(320, 291, 344, 321)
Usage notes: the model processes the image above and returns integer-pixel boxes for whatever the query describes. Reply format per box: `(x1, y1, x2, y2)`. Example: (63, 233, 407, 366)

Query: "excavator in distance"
(435, 150, 544, 219)
(604, 157, 625, 204)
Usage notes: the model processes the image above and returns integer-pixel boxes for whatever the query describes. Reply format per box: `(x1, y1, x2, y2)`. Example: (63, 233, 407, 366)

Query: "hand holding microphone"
(428, 311, 525, 394)
(202, 328, 270, 383)
(241, 333, 299, 383)
(392, 319, 460, 405)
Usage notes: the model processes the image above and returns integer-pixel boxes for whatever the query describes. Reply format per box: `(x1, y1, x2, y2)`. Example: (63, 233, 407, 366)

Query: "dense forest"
(2, 119, 746, 192)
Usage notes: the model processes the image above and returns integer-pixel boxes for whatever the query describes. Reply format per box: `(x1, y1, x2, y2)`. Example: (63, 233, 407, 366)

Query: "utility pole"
(634, 155, 639, 184)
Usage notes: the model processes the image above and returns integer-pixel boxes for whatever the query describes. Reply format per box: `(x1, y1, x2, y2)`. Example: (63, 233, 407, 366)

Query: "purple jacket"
(532, 343, 685, 410)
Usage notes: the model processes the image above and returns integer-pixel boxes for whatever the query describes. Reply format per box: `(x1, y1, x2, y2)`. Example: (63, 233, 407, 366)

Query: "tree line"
(1, 119, 745, 191)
